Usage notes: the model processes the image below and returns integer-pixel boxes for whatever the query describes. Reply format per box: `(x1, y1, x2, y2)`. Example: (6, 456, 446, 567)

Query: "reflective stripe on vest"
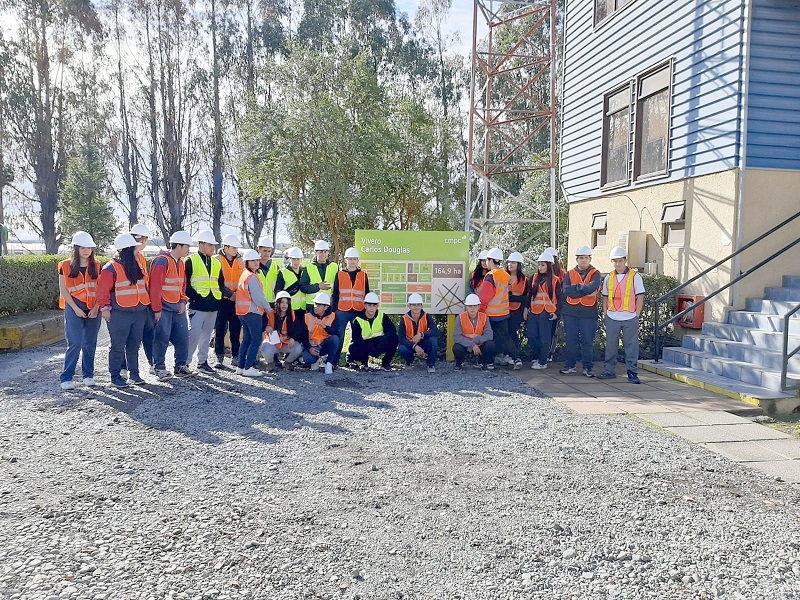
(58, 258, 100, 309)
(188, 253, 222, 299)
(217, 254, 244, 293)
(355, 311, 385, 340)
(403, 313, 429, 339)
(280, 267, 306, 310)
(305, 312, 335, 346)
(565, 268, 599, 307)
(235, 271, 264, 316)
(485, 269, 510, 318)
(508, 275, 527, 311)
(337, 270, 367, 311)
(608, 269, 637, 312)
(156, 252, 185, 303)
(266, 310, 295, 348)
(306, 262, 339, 305)
(108, 260, 150, 308)
(529, 274, 559, 315)
(459, 312, 488, 343)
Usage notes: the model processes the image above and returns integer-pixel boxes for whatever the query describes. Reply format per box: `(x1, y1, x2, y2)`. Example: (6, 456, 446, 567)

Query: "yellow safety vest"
(354, 311, 385, 339)
(187, 253, 222, 299)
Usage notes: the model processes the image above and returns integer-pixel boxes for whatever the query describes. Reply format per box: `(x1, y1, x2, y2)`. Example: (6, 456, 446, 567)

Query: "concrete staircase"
(640, 275, 800, 413)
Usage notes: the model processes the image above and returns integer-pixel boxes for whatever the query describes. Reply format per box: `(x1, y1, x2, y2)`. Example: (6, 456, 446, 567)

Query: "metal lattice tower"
(465, 0, 558, 251)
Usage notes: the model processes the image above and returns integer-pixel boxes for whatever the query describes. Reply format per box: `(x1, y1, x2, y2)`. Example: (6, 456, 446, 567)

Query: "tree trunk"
(210, 0, 224, 243)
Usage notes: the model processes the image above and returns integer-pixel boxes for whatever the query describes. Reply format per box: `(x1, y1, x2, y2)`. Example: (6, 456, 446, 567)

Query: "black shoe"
(454, 362, 463, 371)
(175, 365, 196, 377)
(627, 371, 641, 384)
(381, 365, 392, 372)
(214, 356, 228, 370)
(273, 360, 284, 370)
(597, 372, 616, 380)
(198, 362, 215, 374)
(111, 376, 128, 388)
(129, 375, 146, 385)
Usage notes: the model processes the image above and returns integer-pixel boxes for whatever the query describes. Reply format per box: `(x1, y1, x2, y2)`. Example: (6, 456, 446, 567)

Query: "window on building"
(635, 64, 671, 180)
(591, 213, 608, 248)
(661, 202, 685, 246)
(595, 0, 635, 27)
(601, 87, 631, 188)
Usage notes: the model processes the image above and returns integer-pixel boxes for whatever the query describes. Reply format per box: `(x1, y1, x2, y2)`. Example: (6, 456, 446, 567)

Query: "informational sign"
(355, 230, 470, 314)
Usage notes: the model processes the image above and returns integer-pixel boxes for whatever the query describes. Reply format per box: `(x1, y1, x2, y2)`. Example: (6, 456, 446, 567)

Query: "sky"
(395, 0, 475, 57)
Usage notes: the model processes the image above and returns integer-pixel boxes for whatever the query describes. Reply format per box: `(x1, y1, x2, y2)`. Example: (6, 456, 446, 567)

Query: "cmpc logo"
(444, 235, 468, 244)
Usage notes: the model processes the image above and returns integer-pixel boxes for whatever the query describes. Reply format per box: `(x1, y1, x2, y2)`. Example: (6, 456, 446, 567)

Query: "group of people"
(58, 228, 645, 390)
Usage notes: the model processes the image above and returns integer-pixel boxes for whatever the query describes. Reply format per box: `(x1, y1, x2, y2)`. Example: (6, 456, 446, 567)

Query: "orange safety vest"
(58, 259, 101, 310)
(109, 260, 150, 308)
(607, 269, 637, 312)
(266, 311, 295, 349)
(135, 252, 148, 277)
(155, 252, 185, 304)
(403, 313, 429, 339)
(218, 254, 244, 293)
(236, 271, 264, 316)
(459, 312, 488, 345)
(336, 270, 367, 311)
(508, 275, 527, 311)
(529, 273, 559, 315)
(565, 268, 599, 307)
(484, 268, 510, 318)
(305, 312, 335, 346)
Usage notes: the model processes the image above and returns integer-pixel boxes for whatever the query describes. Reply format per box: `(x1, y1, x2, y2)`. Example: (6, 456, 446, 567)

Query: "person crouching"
(452, 293, 497, 370)
(302, 292, 340, 375)
(347, 292, 398, 371)
(260, 290, 305, 370)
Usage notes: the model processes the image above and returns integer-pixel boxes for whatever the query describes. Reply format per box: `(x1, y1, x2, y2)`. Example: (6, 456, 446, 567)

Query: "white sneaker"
(149, 366, 156, 375)
(83, 378, 96, 387)
(242, 367, 262, 377)
(513, 359, 522, 370)
(427, 365, 436, 373)
(505, 355, 516, 366)
(531, 361, 541, 369)
(532, 362, 547, 370)
(120, 369, 129, 379)
(310, 358, 323, 371)
(60, 381, 75, 390)
(235, 368, 243, 375)
(324, 362, 333, 375)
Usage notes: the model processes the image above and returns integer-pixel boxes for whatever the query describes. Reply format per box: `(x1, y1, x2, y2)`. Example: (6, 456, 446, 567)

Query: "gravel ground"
(1, 344, 800, 600)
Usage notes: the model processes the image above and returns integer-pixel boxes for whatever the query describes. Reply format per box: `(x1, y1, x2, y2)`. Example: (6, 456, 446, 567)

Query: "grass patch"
(764, 413, 800, 438)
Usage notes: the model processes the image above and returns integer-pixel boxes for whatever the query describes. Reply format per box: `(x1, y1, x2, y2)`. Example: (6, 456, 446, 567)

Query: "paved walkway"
(518, 363, 800, 484)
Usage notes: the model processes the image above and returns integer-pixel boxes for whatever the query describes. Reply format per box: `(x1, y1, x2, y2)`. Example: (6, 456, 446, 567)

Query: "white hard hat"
(537, 252, 554, 263)
(477, 250, 489, 260)
(364, 292, 380, 304)
(287, 247, 304, 259)
(114, 233, 138, 250)
(609, 246, 627, 259)
(546, 246, 558, 257)
(241, 249, 260, 262)
(313, 291, 331, 305)
(71, 231, 96, 248)
(275, 291, 291, 301)
(314, 240, 330, 251)
(169, 230, 193, 245)
(129, 224, 150, 237)
(195, 230, 219, 245)
(464, 293, 481, 306)
(486, 248, 504, 261)
(507, 251, 524, 263)
(408, 293, 424, 304)
(222, 234, 241, 247)
(576, 245, 592, 256)
(344, 247, 359, 258)
(257, 236, 273, 248)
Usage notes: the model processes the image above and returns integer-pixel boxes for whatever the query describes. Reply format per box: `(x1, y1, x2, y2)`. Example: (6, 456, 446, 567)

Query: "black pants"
(489, 317, 514, 358)
(452, 339, 497, 365)
(214, 299, 241, 357)
(347, 334, 399, 367)
(507, 308, 525, 359)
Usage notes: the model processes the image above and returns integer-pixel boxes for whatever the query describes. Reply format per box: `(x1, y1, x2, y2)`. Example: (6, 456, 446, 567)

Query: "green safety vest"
(306, 262, 339, 306)
(257, 259, 281, 303)
(187, 253, 222, 299)
(354, 311, 385, 340)
(281, 267, 306, 310)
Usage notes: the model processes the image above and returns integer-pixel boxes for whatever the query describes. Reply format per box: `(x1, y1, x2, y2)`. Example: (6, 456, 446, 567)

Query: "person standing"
(256, 235, 281, 311)
(398, 293, 439, 373)
(185, 230, 226, 374)
(275, 247, 307, 316)
(478, 248, 515, 367)
(545, 246, 564, 363)
(96, 234, 151, 387)
(332, 247, 370, 360)
(58, 231, 102, 390)
(506, 251, 529, 370)
(300, 240, 338, 311)
(469, 249, 489, 294)
(347, 292, 397, 371)
(527, 252, 562, 369)
(452, 293, 496, 371)
(560, 245, 602, 377)
(260, 291, 306, 370)
(235, 249, 273, 377)
(214, 234, 243, 368)
(598, 246, 645, 384)
(121, 223, 154, 376)
(302, 292, 340, 375)
(149, 231, 195, 380)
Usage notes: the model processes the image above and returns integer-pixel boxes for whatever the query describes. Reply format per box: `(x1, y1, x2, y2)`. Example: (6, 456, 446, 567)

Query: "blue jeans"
(108, 309, 147, 378)
(121, 309, 154, 371)
(238, 313, 263, 369)
(302, 335, 341, 366)
(526, 311, 553, 364)
(153, 309, 189, 369)
(334, 309, 359, 357)
(397, 336, 438, 367)
(60, 308, 102, 382)
(563, 314, 598, 371)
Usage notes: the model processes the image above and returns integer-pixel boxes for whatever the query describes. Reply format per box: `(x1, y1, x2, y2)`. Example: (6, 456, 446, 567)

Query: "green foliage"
(59, 143, 118, 250)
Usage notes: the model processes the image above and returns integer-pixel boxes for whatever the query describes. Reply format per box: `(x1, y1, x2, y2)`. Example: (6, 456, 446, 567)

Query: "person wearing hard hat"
(149, 231, 195, 380)
(302, 291, 340, 375)
(560, 245, 602, 377)
(275, 247, 307, 315)
(213, 233, 244, 368)
(300, 240, 339, 310)
(598, 246, 645, 384)
(527, 252, 562, 369)
(129, 223, 151, 274)
(58, 231, 103, 390)
(96, 234, 151, 387)
(452, 293, 496, 371)
(505, 251, 529, 370)
(469, 249, 490, 294)
(235, 249, 274, 377)
(397, 293, 439, 373)
(332, 247, 371, 360)
(256, 235, 280, 312)
(260, 290, 306, 370)
(347, 292, 397, 371)
(543, 247, 564, 363)
(121, 223, 155, 377)
(184, 230, 226, 374)
(477, 248, 515, 367)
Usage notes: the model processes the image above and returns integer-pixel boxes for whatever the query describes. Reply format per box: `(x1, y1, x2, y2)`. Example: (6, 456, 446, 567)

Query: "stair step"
(782, 275, 800, 289)
(702, 321, 800, 350)
(764, 287, 800, 302)
(681, 335, 800, 372)
(744, 298, 800, 315)
(727, 310, 800, 334)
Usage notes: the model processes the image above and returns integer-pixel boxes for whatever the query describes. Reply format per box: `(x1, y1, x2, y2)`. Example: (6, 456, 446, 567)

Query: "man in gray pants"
(597, 246, 645, 384)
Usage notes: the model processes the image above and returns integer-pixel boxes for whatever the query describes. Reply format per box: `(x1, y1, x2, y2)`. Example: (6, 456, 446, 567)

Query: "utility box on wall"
(677, 295, 704, 329)
(618, 230, 647, 268)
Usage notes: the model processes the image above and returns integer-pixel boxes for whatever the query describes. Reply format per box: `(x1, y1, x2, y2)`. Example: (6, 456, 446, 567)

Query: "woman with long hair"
(469, 250, 489, 294)
(58, 232, 103, 390)
(505, 251, 529, 370)
(527, 252, 562, 369)
(236, 249, 273, 377)
(260, 290, 305, 370)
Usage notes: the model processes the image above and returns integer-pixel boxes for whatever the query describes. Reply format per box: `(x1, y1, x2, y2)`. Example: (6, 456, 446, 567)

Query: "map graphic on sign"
(355, 230, 470, 315)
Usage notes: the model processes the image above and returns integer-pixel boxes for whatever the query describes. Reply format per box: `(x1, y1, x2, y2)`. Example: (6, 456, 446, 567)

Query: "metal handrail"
(781, 303, 800, 393)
